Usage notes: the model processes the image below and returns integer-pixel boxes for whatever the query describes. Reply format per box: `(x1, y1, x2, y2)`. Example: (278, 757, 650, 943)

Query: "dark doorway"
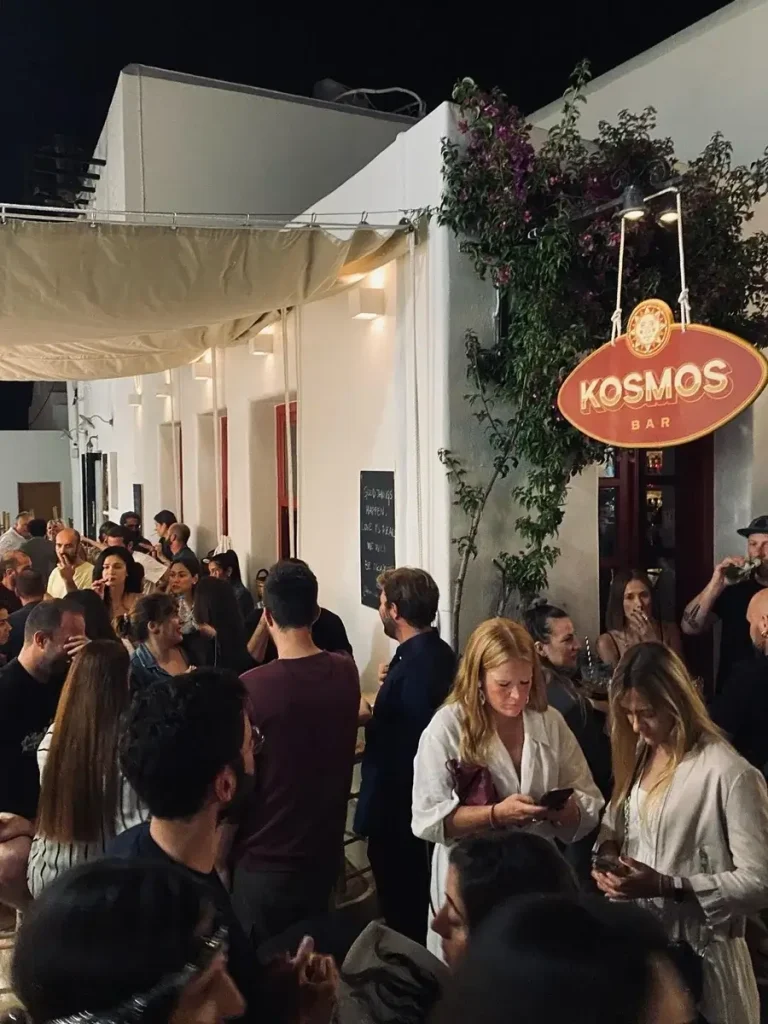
(598, 437, 714, 686)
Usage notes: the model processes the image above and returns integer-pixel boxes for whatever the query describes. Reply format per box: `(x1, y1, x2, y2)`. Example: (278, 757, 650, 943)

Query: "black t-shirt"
(713, 579, 764, 688)
(711, 655, 768, 775)
(0, 658, 60, 818)
(0, 587, 21, 615)
(107, 822, 262, 1024)
(244, 607, 353, 665)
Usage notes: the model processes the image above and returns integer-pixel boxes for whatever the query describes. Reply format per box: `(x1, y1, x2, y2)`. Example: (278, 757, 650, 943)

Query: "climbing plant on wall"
(438, 61, 768, 646)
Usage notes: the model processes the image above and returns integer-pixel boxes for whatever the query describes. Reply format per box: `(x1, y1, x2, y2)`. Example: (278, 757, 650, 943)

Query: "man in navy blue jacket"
(355, 568, 456, 945)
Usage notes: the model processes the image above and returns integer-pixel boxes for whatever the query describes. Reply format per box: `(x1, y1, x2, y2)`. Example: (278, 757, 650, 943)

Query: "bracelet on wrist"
(489, 804, 499, 830)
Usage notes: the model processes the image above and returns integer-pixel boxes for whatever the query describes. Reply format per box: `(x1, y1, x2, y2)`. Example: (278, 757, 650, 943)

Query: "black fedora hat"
(737, 515, 768, 538)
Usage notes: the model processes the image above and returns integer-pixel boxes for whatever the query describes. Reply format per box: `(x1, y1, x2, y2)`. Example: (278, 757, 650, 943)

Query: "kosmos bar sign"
(557, 299, 768, 448)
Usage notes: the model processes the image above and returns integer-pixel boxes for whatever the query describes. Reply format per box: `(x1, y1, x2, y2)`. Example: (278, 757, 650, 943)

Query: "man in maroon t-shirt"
(234, 559, 360, 948)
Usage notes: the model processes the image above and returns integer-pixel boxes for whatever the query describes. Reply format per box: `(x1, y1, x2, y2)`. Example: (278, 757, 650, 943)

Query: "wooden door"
(17, 481, 62, 521)
(597, 439, 714, 687)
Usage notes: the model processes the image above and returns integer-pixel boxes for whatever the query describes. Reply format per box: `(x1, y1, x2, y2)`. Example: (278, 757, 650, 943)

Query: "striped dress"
(27, 724, 149, 898)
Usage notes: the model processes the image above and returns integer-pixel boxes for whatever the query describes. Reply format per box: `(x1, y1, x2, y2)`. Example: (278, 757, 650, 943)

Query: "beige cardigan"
(597, 738, 768, 933)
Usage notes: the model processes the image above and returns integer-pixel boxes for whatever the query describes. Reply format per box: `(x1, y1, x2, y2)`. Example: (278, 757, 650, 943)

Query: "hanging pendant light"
(620, 185, 647, 221)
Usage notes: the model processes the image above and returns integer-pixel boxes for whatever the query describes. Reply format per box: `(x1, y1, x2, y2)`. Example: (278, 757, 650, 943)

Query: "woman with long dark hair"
(92, 545, 143, 640)
(168, 556, 200, 636)
(13, 859, 244, 1024)
(28, 641, 148, 897)
(191, 576, 253, 674)
(598, 569, 682, 668)
(207, 550, 255, 621)
(593, 641, 768, 1024)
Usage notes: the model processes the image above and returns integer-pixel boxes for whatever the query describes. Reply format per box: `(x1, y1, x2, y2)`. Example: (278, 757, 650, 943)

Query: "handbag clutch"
(447, 758, 500, 806)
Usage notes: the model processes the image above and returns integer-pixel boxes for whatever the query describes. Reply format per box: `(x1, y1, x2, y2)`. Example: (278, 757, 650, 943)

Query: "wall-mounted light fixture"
(349, 287, 385, 320)
(249, 335, 274, 356)
(156, 369, 172, 397)
(192, 352, 212, 379)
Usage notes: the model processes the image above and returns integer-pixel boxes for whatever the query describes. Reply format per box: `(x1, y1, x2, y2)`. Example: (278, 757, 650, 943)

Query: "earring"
(479, 688, 486, 705)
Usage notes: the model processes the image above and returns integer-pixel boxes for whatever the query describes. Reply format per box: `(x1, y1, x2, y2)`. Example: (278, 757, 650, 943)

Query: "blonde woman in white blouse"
(593, 641, 768, 1024)
(412, 618, 603, 960)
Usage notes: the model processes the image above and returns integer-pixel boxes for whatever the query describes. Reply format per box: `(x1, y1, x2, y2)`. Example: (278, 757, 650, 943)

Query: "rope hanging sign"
(558, 192, 768, 449)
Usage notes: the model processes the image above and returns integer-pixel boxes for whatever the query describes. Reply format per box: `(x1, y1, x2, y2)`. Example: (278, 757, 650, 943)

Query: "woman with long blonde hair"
(593, 641, 768, 1024)
(412, 618, 603, 961)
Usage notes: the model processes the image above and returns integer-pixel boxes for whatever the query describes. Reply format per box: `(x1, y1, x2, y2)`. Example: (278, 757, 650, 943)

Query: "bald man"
(710, 589, 768, 777)
(47, 528, 94, 599)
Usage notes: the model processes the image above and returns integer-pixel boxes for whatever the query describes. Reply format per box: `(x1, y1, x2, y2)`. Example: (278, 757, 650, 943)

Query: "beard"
(217, 758, 256, 826)
(380, 611, 397, 640)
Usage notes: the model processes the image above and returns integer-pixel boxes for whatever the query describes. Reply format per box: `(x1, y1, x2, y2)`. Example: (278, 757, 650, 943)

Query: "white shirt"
(0, 527, 27, 556)
(412, 702, 604, 959)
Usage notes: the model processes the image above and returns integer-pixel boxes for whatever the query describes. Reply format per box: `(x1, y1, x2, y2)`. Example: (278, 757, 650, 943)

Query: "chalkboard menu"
(360, 471, 395, 609)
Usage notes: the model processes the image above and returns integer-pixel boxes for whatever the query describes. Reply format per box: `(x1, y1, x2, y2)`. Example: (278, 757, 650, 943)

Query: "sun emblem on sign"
(626, 299, 674, 358)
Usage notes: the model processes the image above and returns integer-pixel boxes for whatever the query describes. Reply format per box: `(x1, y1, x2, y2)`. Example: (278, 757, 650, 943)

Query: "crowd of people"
(0, 508, 767, 1024)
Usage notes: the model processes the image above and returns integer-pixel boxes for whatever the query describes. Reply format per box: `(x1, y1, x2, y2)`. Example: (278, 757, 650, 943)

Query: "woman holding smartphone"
(593, 641, 768, 1024)
(412, 618, 603, 961)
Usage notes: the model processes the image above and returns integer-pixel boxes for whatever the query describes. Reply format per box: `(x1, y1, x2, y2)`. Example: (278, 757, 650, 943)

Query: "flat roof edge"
(121, 64, 417, 125)
(529, 0, 762, 122)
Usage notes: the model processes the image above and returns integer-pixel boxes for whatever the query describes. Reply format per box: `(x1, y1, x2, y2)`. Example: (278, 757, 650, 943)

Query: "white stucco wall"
(92, 65, 411, 217)
(531, 0, 768, 166)
(532, 0, 768, 566)
(75, 91, 604, 667)
(0, 432, 73, 522)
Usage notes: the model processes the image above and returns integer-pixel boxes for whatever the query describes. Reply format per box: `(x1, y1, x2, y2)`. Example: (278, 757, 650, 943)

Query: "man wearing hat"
(682, 515, 768, 690)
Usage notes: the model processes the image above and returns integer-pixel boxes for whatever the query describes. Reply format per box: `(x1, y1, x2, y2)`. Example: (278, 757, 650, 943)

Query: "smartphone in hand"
(592, 853, 629, 877)
(539, 787, 574, 811)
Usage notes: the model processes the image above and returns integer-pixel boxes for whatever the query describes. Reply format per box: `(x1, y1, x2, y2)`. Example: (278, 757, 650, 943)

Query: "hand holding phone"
(539, 787, 574, 811)
(592, 853, 629, 877)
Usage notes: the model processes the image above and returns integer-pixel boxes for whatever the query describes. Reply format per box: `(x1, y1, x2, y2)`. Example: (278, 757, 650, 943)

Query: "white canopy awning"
(0, 214, 411, 380)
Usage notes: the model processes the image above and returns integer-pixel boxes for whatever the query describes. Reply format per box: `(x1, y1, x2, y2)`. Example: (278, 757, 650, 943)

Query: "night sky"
(2, 0, 730, 204)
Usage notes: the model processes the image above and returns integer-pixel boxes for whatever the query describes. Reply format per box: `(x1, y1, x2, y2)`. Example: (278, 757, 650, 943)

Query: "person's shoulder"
(240, 661, 280, 698)
(423, 701, 461, 739)
(693, 736, 759, 779)
(106, 820, 151, 858)
(533, 704, 574, 743)
(0, 658, 25, 684)
(319, 607, 345, 627)
(8, 605, 28, 625)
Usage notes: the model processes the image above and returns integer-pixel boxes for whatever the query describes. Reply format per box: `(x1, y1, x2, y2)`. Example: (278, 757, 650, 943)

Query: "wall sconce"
(156, 369, 172, 397)
(249, 335, 274, 356)
(128, 392, 143, 407)
(192, 352, 212, 379)
(349, 287, 385, 320)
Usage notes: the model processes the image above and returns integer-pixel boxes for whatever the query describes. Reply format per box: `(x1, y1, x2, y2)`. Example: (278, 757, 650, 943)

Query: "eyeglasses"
(47, 925, 229, 1024)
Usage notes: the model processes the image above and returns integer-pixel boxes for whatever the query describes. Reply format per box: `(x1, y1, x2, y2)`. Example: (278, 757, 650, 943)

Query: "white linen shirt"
(412, 702, 604, 959)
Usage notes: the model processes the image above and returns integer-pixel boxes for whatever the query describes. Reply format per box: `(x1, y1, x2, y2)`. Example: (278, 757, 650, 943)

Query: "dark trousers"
(367, 828, 430, 946)
(232, 864, 336, 950)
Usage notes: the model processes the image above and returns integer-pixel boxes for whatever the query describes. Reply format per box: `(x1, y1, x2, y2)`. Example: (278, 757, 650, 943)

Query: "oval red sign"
(557, 316, 768, 448)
